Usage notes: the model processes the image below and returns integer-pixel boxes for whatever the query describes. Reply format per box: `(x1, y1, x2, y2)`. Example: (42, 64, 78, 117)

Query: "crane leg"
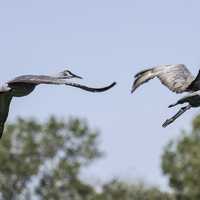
(168, 102, 179, 108)
(168, 99, 185, 108)
(162, 105, 191, 128)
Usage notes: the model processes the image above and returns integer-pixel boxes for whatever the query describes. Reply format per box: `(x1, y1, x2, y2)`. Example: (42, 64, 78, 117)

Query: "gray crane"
(131, 64, 200, 127)
(0, 69, 116, 138)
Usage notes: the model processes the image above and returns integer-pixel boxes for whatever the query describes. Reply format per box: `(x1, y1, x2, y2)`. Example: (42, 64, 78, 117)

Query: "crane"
(0, 69, 116, 138)
(131, 64, 200, 127)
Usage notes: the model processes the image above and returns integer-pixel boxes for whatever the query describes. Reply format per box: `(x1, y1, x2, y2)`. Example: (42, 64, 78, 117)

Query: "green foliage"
(0, 116, 176, 200)
(0, 116, 101, 200)
(93, 180, 174, 200)
(162, 114, 200, 200)
(36, 160, 96, 200)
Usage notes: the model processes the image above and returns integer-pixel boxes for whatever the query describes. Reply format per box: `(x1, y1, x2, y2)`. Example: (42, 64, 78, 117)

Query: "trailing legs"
(162, 105, 192, 128)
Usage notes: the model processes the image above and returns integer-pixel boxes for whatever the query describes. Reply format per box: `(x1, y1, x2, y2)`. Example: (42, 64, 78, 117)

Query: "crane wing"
(8, 75, 67, 85)
(132, 64, 195, 93)
(0, 93, 12, 138)
(8, 75, 116, 93)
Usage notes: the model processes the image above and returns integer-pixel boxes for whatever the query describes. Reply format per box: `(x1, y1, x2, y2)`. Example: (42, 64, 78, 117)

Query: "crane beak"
(70, 72, 83, 79)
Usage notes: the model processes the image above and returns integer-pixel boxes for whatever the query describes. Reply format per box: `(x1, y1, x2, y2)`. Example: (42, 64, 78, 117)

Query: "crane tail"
(131, 68, 155, 93)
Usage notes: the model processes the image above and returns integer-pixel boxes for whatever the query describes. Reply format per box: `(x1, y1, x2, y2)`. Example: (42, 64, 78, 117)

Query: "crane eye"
(62, 70, 73, 78)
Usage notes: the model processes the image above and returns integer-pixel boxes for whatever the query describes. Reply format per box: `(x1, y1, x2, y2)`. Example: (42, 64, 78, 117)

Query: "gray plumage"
(0, 69, 116, 138)
(132, 64, 194, 93)
(132, 64, 200, 127)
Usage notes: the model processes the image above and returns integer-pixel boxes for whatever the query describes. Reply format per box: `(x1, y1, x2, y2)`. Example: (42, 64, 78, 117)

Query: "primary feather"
(132, 64, 194, 93)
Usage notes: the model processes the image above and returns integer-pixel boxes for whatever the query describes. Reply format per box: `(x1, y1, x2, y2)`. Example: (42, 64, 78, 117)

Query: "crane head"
(58, 69, 83, 79)
(58, 68, 116, 93)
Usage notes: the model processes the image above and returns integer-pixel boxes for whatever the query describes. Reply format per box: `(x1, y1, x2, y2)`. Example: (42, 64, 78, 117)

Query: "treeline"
(0, 115, 199, 200)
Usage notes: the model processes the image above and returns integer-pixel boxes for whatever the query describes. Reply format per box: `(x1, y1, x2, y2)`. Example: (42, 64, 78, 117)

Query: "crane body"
(132, 64, 200, 127)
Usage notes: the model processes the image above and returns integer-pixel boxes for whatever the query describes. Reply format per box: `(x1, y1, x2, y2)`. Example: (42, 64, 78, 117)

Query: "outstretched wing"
(0, 93, 12, 138)
(8, 75, 116, 93)
(132, 64, 195, 93)
(8, 75, 67, 85)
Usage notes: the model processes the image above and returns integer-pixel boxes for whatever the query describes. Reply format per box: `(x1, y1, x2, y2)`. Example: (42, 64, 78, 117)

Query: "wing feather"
(8, 75, 66, 85)
(132, 64, 195, 93)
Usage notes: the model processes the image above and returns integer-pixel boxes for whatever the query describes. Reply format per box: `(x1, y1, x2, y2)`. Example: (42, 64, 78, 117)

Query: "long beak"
(70, 72, 83, 79)
(65, 82, 116, 92)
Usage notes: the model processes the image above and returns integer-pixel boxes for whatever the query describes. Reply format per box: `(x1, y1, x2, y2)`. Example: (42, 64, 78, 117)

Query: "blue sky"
(1, 0, 200, 190)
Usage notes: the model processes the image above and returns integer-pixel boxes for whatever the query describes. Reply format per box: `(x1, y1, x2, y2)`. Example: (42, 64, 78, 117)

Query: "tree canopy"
(162, 114, 200, 200)
(0, 115, 187, 200)
(93, 179, 174, 200)
(0, 117, 100, 200)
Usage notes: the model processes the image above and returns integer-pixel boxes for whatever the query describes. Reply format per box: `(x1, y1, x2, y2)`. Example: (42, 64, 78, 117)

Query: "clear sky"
(1, 0, 200, 190)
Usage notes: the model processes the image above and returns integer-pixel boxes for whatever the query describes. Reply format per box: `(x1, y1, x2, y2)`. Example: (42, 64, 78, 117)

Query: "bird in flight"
(0, 69, 116, 138)
(132, 64, 200, 127)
